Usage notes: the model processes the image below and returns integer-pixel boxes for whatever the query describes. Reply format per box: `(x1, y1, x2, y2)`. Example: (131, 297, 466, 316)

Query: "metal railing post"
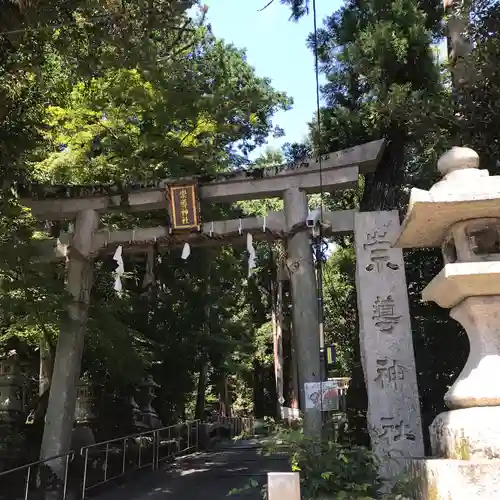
(104, 443, 109, 482)
(154, 430, 159, 471)
(63, 453, 71, 500)
(24, 465, 31, 500)
(82, 448, 89, 500)
(177, 424, 181, 453)
(122, 438, 127, 475)
(195, 420, 199, 451)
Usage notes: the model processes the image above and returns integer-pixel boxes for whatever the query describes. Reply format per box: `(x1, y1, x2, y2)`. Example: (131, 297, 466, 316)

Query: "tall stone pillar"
(40, 209, 99, 482)
(354, 211, 424, 480)
(283, 187, 321, 437)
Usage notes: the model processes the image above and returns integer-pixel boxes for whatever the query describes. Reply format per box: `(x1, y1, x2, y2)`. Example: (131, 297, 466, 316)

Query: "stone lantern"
(138, 375, 162, 429)
(396, 147, 500, 498)
(71, 375, 98, 452)
(74, 375, 97, 425)
(0, 354, 23, 424)
(130, 395, 144, 430)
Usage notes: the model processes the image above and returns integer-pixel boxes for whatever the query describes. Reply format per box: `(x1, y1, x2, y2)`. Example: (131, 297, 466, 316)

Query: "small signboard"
(304, 381, 339, 412)
(167, 183, 200, 232)
(325, 345, 336, 367)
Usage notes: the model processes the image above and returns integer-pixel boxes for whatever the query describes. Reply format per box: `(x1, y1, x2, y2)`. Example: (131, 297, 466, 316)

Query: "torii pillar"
(40, 209, 99, 484)
(284, 187, 322, 436)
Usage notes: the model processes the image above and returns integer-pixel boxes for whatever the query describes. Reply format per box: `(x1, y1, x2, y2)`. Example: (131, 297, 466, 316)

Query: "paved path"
(94, 439, 290, 500)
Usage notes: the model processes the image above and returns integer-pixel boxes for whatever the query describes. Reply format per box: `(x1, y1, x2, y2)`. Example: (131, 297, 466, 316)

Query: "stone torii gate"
(21, 138, 422, 480)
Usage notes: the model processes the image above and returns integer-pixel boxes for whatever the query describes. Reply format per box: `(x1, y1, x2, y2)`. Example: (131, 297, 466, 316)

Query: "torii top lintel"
(20, 139, 385, 220)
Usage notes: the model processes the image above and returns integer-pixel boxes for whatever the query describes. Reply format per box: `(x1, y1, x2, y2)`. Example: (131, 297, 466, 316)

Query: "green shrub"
(269, 428, 380, 499)
(230, 426, 414, 499)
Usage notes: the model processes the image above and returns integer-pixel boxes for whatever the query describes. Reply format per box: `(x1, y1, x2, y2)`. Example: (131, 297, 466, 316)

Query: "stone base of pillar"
(430, 407, 500, 459)
(408, 458, 500, 499)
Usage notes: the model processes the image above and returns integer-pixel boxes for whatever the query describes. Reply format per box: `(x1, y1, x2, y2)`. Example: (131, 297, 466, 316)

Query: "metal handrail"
(0, 451, 74, 500)
(214, 415, 255, 438)
(0, 416, 253, 500)
(155, 420, 200, 466)
(80, 419, 200, 498)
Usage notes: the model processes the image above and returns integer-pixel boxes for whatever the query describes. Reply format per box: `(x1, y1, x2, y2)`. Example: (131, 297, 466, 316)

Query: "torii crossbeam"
(21, 140, 384, 220)
(36, 209, 356, 261)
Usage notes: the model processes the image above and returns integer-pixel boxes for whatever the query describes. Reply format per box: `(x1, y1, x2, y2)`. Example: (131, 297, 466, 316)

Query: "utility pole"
(283, 187, 322, 437)
(313, 233, 326, 382)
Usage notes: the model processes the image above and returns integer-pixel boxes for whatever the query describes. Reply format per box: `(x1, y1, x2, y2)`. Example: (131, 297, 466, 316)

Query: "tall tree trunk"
(282, 279, 298, 409)
(39, 333, 53, 396)
(289, 320, 299, 410)
(444, 0, 474, 91)
(270, 249, 284, 418)
(219, 374, 231, 417)
(196, 251, 212, 420)
(195, 361, 207, 420)
(252, 360, 265, 418)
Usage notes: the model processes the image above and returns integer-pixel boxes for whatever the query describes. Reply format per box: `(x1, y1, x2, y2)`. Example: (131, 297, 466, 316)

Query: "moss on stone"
(453, 438, 471, 460)
(427, 476, 439, 500)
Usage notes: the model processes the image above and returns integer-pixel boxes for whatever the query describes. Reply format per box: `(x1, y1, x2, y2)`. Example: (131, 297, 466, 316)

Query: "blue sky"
(204, 0, 338, 158)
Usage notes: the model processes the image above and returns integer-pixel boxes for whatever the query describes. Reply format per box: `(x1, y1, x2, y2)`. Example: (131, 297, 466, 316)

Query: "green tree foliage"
(236, 146, 285, 216)
(33, 36, 290, 184)
(322, 245, 357, 377)
(0, 0, 290, 429)
(456, 0, 500, 168)
(281, 0, 500, 447)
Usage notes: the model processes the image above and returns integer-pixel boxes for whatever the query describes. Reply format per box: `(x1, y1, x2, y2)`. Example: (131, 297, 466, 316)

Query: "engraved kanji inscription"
(168, 183, 199, 231)
(374, 359, 407, 389)
(372, 296, 401, 333)
(378, 417, 416, 444)
(363, 227, 400, 272)
(179, 189, 189, 225)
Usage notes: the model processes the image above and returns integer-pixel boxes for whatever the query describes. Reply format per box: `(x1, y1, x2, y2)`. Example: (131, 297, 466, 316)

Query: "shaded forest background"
(1, 0, 499, 448)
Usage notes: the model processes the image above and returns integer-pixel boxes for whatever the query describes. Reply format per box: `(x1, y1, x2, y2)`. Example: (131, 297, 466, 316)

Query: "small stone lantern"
(396, 147, 500, 498)
(138, 376, 162, 429)
(130, 395, 144, 430)
(74, 375, 97, 425)
(72, 376, 98, 452)
(0, 354, 23, 424)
